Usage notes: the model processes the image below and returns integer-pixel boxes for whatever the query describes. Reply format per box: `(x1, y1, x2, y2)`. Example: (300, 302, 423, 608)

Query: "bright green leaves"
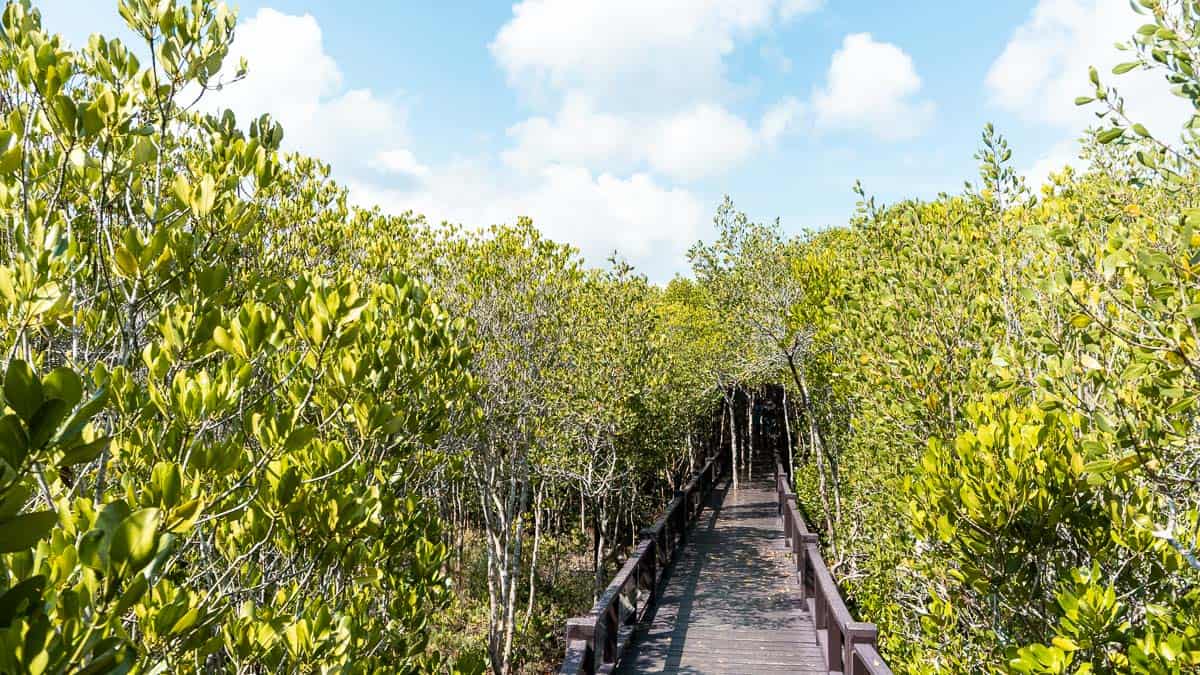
(109, 508, 160, 577)
(0, 361, 108, 482)
(0, 129, 21, 175)
(4, 359, 42, 422)
(172, 174, 218, 217)
(1097, 128, 1125, 144)
(42, 368, 82, 410)
(1008, 566, 1200, 672)
(911, 400, 1113, 602)
(212, 302, 282, 360)
(111, 224, 175, 281)
(1008, 642, 1077, 674)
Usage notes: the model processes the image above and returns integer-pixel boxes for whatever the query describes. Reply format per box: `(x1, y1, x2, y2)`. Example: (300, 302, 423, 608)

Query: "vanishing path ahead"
(615, 476, 825, 674)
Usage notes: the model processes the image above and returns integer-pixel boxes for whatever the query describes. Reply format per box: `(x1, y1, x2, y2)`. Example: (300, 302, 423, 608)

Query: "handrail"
(774, 457, 893, 675)
(559, 452, 726, 674)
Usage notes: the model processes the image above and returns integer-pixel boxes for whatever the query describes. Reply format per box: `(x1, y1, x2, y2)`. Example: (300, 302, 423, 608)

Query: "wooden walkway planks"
(615, 475, 825, 674)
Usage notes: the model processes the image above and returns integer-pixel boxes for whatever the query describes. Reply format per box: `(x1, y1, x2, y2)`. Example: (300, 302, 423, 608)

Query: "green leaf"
(275, 466, 300, 507)
(59, 435, 110, 467)
(0, 575, 46, 628)
(4, 360, 43, 422)
(1113, 61, 1140, 75)
(113, 572, 149, 615)
(57, 387, 108, 445)
(0, 414, 29, 471)
(132, 136, 157, 166)
(283, 425, 315, 453)
(211, 326, 242, 358)
(77, 529, 109, 571)
(42, 368, 82, 409)
(0, 510, 59, 553)
(171, 174, 191, 205)
(94, 500, 131, 537)
(1097, 128, 1125, 144)
(192, 174, 216, 217)
(151, 462, 182, 507)
(113, 247, 139, 278)
(0, 140, 21, 174)
(0, 483, 32, 520)
(109, 508, 160, 575)
(28, 398, 68, 450)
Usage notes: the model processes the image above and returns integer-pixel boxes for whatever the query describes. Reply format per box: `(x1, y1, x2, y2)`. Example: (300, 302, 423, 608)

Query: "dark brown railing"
(774, 457, 892, 675)
(558, 452, 725, 675)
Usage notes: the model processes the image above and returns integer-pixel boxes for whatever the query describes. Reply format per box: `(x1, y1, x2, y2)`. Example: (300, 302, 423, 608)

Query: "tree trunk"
(523, 485, 544, 629)
(726, 396, 739, 489)
(746, 391, 754, 482)
(782, 387, 794, 483)
(785, 356, 842, 555)
(593, 502, 607, 600)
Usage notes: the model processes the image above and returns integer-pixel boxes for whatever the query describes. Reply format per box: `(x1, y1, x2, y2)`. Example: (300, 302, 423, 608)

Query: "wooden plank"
(614, 473, 826, 674)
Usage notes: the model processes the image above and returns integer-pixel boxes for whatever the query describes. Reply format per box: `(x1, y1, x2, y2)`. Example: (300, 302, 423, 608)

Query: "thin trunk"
(593, 503, 607, 600)
(523, 485, 544, 629)
(746, 391, 754, 482)
(499, 472, 530, 675)
(782, 387, 794, 484)
(785, 356, 842, 557)
(726, 396, 739, 490)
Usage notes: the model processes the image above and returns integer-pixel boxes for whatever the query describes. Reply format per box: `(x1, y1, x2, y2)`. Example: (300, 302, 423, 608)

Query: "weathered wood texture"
(614, 476, 826, 674)
(559, 385, 892, 675)
(560, 455, 726, 675)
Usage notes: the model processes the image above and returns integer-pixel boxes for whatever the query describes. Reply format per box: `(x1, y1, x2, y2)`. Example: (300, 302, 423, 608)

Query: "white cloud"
(490, 0, 822, 109)
(199, 8, 710, 279)
(490, 0, 824, 186)
(1023, 140, 1082, 189)
(501, 93, 638, 172)
(370, 149, 430, 178)
(352, 164, 707, 280)
(761, 97, 805, 143)
(201, 9, 415, 181)
(502, 96, 803, 181)
(986, 0, 1190, 137)
(812, 33, 934, 140)
(780, 0, 825, 20)
(648, 104, 759, 181)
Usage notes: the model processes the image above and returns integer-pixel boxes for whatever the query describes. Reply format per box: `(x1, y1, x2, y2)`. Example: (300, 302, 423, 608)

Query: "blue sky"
(34, 0, 1192, 281)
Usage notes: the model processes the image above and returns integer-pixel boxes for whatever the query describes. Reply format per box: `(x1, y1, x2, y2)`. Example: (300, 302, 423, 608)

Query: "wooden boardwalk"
(615, 474, 825, 674)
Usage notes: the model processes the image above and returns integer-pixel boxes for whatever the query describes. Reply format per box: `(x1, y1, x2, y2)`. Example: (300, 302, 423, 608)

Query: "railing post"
(846, 622, 879, 675)
(827, 611, 843, 672)
(638, 533, 658, 608)
(797, 533, 817, 596)
(674, 491, 686, 548)
(565, 617, 596, 675)
(602, 602, 618, 665)
(813, 561, 827, 629)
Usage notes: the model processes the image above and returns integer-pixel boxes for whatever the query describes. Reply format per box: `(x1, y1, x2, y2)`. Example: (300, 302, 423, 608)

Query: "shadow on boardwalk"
(615, 475, 825, 674)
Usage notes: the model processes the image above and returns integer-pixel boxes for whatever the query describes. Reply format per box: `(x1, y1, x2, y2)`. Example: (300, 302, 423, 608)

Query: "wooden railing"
(774, 457, 892, 675)
(558, 452, 725, 675)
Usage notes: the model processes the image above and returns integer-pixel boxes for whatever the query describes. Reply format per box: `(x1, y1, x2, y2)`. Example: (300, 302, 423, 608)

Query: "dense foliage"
(6, 0, 1200, 673)
(0, 2, 726, 673)
(678, 2, 1200, 672)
